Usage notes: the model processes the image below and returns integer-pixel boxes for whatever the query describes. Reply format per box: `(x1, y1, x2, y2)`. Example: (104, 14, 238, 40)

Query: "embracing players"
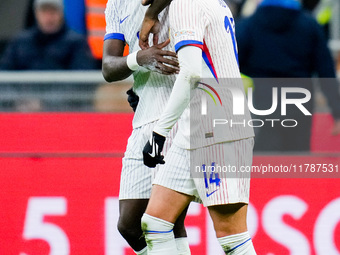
(139, 0, 257, 254)
(102, 1, 191, 254)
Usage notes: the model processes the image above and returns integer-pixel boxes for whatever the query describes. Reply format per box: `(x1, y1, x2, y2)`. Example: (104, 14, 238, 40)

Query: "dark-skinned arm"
(102, 38, 179, 82)
(139, 0, 172, 49)
(102, 39, 132, 82)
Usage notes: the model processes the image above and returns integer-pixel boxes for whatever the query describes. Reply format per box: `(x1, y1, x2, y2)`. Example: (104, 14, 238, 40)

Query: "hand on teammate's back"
(139, 14, 160, 49)
(143, 132, 166, 168)
(137, 39, 179, 75)
(139, 0, 163, 49)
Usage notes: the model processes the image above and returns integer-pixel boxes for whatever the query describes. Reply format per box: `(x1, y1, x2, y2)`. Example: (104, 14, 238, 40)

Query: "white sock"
(141, 213, 178, 255)
(175, 237, 191, 255)
(135, 247, 147, 255)
(218, 231, 256, 254)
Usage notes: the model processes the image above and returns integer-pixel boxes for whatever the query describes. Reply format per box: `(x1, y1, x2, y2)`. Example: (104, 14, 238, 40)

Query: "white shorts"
(153, 138, 254, 207)
(119, 122, 175, 200)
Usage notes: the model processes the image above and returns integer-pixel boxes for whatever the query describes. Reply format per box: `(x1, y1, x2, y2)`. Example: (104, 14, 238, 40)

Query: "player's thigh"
(120, 122, 177, 200)
(120, 123, 161, 199)
(153, 143, 200, 199)
(145, 184, 193, 224)
(120, 157, 153, 199)
(192, 138, 253, 207)
(208, 203, 248, 237)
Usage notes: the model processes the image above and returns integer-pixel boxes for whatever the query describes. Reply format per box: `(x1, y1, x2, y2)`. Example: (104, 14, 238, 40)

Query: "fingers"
(139, 16, 160, 49)
(155, 62, 179, 75)
(158, 56, 179, 68)
(153, 51, 180, 74)
(143, 155, 165, 168)
(157, 156, 165, 165)
(153, 33, 159, 47)
(157, 39, 170, 48)
(150, 21, 161, 47)
(155, 50, 180, 74)
(139, 39, 150, 50)
(140, 17, 156, 49)
(139, 23, 152, 49)
(161, 50, 177, 58)
(137, 37, 180, 74)
(156, 40, 178, 59)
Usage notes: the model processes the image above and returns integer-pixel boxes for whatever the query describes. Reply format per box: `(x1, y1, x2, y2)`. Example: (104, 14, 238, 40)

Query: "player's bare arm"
(102, 39, 132, 82)
(102, 39, 179, 82)
(139, 0, 172, 49)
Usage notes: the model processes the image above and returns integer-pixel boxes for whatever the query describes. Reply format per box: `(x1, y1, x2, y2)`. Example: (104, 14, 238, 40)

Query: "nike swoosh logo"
(206, 189, 218, 197)
(148, 138, 158, 158)
(120, 15, 130, 24)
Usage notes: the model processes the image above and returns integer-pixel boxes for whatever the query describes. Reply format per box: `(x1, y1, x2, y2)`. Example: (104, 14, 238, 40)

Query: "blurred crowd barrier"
(0, 71, 339, 113)
(0, 71, 133, 112)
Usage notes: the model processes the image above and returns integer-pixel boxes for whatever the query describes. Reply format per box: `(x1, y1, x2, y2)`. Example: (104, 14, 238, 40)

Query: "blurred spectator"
(0, 0, 98, 112)
(0, 0, 97, 70)
(64, 0, 87, 35)
(26, 0, 87, 35)
(23, 0, 113, 62)
(236, 0, 340, 152)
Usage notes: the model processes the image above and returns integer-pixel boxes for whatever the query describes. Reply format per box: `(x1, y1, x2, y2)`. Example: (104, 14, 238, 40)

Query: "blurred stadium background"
(0, 0, 339, 255)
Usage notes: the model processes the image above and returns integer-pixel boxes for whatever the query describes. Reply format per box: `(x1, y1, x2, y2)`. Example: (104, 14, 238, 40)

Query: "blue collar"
(260, 0, 301, 10)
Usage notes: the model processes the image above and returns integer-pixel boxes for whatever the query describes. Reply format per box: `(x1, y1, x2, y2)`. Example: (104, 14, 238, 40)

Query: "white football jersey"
(105, 0, 176, 128)
(168, 0, 254, 149)
(170, 0, 241, 79)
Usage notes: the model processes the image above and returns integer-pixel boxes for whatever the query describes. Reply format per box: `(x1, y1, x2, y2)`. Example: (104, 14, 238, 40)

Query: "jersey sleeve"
(104, 0, 125, 41)
(169, 0, 207, 52)
(153, 45, 202, 137)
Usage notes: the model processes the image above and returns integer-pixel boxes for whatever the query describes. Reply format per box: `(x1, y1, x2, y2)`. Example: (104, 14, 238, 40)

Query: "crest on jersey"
(174, 30, 196, 39)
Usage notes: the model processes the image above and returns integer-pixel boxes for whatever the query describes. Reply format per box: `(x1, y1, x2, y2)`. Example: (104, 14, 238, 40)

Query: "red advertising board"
(0, 113, 339, 255)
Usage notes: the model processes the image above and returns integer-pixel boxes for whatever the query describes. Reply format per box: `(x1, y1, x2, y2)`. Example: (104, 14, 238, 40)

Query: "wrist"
(146, 0, 172, 18)
(126, 51, 140, 71)
(153, 131, 166, 140)
(153, 127, 168, 138)
(145, 7, 159, 20)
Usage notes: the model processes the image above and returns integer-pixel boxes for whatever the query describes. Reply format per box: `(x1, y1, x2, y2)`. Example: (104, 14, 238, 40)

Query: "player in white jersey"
(102, 1, 191, 254)
(139, 0, 257, 254)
